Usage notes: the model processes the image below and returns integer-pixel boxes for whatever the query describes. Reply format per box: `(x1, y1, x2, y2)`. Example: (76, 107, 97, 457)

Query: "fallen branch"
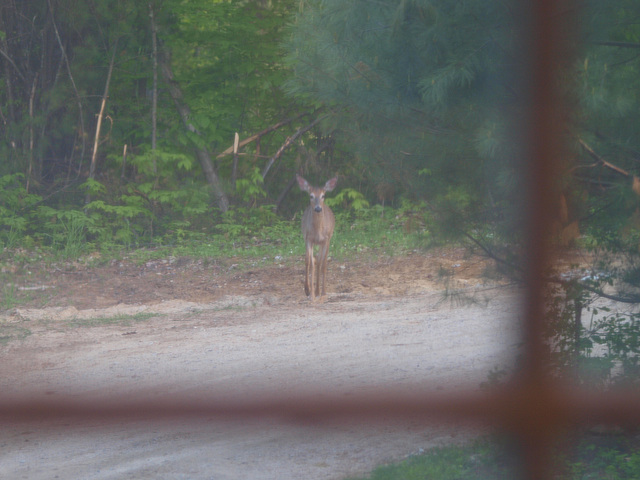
(579, 281, 640, 304)
(18, 285, 53, 291)
(261, 114, 327, 179)
(577, 137, 631, 177)
(216, 112, 311, 159)
(594, 41, 640, 49)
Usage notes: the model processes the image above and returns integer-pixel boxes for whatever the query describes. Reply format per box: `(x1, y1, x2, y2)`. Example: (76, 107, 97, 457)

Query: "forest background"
(2, 0, 640, 386)
(0, 0, 637, 254)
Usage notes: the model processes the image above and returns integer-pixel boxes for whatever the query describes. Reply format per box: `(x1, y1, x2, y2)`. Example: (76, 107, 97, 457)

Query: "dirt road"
(0, 250, 521, 479)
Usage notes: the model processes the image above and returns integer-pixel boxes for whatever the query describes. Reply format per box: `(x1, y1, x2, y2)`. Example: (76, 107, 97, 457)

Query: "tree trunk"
(86, 38, 118, 205)
(275, 174, 298, 213)
(27, 74, 38, 193)
(47, 0, 86, 175)
(149, 3, 158, 177)
(231, 132, 239, 190)
(158, 47, 229, 212)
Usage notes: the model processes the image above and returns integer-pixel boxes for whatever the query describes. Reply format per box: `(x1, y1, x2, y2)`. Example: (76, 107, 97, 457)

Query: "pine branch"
(462, 231, 525, 280)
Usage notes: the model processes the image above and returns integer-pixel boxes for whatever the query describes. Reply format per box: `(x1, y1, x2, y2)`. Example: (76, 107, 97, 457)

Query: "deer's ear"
(324, 177, 338, 192)
(296, 174, 309, 192)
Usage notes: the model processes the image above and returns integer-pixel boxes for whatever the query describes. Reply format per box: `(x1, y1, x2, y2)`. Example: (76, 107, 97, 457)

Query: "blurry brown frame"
(2, 2, 640, 480)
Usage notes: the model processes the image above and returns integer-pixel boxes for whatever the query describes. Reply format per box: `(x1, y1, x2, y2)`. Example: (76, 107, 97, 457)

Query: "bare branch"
(577, 137, 631, 177)
(261, 114, 327, 179)
(594, 41, 640, 49)
(578, 281, 640, 304)
(216, 112, 312, 159)
(0, 46, 25, 82)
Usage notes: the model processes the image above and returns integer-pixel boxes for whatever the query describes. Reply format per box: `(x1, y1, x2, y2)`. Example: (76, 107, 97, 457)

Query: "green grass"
(344, 439, 516, 480)
(0, 205, 434, 317)
(560, 433, 640, 479)
(0, 313, 159, 347)
(118, 208, 430, 266)
(0, 280, 50, 312)
(0, 323, 31, 344)
(65, 312, 159, 328)
(0, 282, 19, 310)
(345, 433, 640, 480)
(0, 203, 434, 277)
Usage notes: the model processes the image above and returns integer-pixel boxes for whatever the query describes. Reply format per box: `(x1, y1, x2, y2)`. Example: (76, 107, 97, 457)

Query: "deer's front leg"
(305, 244, 314, 299)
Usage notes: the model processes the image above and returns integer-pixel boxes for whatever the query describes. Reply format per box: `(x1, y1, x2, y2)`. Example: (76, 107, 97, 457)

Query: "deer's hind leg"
(317, 240, 331, 297)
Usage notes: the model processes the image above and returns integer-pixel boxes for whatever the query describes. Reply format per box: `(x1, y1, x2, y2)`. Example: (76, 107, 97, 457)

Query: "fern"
(80, 178, 107, 196)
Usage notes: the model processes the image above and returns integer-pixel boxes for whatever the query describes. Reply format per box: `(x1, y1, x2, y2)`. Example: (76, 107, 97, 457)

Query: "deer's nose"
(314, 206, 322, 213)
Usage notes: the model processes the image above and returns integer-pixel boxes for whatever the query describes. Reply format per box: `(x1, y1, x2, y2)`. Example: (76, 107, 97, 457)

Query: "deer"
(296, 174, 338, 301)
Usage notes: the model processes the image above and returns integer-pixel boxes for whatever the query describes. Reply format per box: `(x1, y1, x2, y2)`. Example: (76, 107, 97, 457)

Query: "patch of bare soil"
(0, 248, 522, 480)
(5, 247, 495, 310)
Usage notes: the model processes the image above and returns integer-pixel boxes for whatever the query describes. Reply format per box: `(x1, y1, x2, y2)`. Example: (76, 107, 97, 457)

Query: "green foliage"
(0, 322, 31, 345)
(344, 439, 515, 480)
(0, 0, 308, 251)
(326, 188, 370, 211)
(572, 2, 640, 254)
(588, 309, 640, 388)
(32, 206, 95, 258)
(0, 283, 19, 312)
(66, 312, 158, 329)
(329, 201, 429, 259)
(85, 201, 146, 246)
(544, 260, 640, 389)
(81, 178, 107, 196)
(562, 435, 640, 480)
(0, 174, 41, 248)
(430, 186, 474, 238)
(0, 0, 637, 269)
(162, 0, 300, 175)
(347, 434, 640, 480)
(235, 167, 267, 204)
(2, 4, 640, 478)
(216, 204, 298, 252)
(124, 148, 196, 176)
(284, 0, 515, 211)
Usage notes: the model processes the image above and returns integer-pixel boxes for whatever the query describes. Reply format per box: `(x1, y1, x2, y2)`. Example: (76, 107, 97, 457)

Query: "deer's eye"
(310, 194, 315, 200)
